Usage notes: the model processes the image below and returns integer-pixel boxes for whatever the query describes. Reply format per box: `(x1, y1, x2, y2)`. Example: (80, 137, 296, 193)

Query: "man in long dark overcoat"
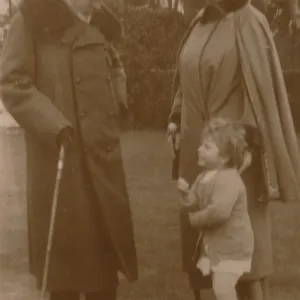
(0, 0, 137, 299)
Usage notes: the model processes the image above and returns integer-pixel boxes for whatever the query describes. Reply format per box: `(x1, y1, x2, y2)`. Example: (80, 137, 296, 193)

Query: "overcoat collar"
(19, 0, 122, 42)
(179, 0, 250, 56)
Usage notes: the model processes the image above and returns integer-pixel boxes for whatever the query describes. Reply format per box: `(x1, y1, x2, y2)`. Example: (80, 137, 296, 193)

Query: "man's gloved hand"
(56, 127, 74, 150)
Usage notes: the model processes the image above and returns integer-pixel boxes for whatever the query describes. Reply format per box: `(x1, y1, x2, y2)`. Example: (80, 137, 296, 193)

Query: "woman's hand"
(167, 122, 178, 136)
(167, 122, 180, 158)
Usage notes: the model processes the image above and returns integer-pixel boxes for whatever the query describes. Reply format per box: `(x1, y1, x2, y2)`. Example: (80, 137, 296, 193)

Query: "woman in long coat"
(0, 0, 137, 299)
(168, 0, 300, 299)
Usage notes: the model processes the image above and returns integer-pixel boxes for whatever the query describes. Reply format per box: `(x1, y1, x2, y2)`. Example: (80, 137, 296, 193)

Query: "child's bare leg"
(212, 272, 240, 300)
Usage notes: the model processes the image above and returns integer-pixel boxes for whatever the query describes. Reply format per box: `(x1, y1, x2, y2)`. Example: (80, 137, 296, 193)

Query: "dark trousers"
(50, 289, 117, 300)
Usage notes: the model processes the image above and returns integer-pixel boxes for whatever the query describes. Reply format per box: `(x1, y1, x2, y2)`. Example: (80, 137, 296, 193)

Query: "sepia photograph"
(0, 0, 300, 299)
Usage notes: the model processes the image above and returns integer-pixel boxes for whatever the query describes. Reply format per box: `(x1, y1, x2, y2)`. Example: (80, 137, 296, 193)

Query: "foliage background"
(120, 7, 186, 129)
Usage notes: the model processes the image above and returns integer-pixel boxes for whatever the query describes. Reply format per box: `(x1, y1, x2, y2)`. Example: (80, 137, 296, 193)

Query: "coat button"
(75, 77, 81, 84)
(106, 145, 113, 152)
(79, 111, 85, 119)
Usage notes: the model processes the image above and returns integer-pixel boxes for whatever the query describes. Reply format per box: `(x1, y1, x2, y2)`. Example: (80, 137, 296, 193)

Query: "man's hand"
(56, 127, 73, 150)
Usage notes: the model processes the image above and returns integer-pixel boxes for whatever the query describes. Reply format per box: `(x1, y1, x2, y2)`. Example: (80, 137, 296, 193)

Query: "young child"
(177, 118, 254, 300)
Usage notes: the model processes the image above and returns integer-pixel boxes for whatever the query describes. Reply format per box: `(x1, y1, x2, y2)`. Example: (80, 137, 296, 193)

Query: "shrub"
(120, 6, 186, 129)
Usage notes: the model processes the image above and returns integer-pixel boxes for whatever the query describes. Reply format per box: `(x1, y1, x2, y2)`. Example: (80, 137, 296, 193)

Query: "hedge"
(120, 6, 186, 129)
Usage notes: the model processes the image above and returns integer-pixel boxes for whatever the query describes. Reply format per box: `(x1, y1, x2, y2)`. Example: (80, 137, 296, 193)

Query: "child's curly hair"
(201, 118, 248, 169)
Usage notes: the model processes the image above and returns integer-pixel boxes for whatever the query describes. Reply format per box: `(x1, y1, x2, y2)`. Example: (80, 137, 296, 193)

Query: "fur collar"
(19, 0, 122, 42)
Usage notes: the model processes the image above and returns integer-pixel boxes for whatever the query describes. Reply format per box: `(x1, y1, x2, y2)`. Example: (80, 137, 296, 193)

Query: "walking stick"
(40, 146, 66, 300)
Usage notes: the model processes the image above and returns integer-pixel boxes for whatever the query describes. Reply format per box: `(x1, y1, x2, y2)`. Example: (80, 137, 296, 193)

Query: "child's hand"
(177, 177, 189, 195)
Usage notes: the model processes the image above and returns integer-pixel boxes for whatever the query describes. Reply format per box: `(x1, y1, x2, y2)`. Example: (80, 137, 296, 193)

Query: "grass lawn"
(0, 130, 300, 300)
